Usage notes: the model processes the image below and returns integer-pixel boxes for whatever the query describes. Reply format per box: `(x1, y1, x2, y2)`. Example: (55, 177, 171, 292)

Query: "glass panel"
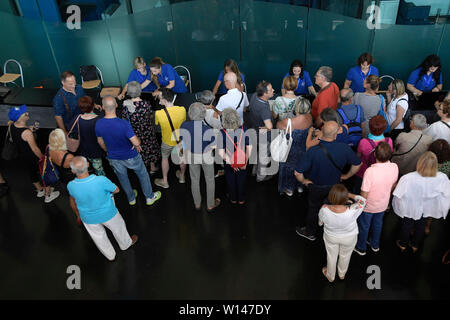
(240, 0, 309, 92)
(171, 0, 240, 92)
(0, 12, 60, 88)
(372, 23, 444, 83)
(43, 19, 121, 86)
(396, 0, 449, 24)
(131, 0, 170, 13)
(306, 8, 372, 88)
(437, 24, 450, 87)
(104, 6, 175, 87)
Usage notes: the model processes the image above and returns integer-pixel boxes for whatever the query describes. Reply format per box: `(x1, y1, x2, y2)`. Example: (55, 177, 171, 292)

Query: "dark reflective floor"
(0, 130, 448, 300)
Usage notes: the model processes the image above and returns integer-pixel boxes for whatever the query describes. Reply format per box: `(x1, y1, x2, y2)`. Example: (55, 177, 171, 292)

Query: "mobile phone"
(33, 120, 40, 131)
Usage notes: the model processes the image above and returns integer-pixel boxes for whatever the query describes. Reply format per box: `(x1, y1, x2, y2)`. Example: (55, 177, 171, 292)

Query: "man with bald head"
(95, 96, 161, 206)
(68, 156, 138, 261)
(213, 71, 249, 125)
(294, 120, 362, 241)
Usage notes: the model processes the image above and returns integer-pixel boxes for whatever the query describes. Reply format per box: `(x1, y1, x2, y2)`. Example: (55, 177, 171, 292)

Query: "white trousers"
(323, 232, 357, 281)
(83, 212, 133, 261)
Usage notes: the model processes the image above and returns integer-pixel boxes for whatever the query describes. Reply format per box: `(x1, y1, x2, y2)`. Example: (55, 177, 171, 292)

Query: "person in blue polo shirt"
(294, 121, 362, 241)
(407, 54, 443, 96)
(212, 59, 246, 96)
(148, 57, 187, 95)
(53, 71, 85, 134)
(344, 53, 379, 93)
(118, 56, 157, 100)
(281, 60, 317, 96)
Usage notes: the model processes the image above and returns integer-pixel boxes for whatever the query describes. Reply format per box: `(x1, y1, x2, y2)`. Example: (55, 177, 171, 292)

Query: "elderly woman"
(8, 105, 60, 203)
(319, 184, 367, 282)
(353, 75, 384, 138)
(122, 81, 160, 173)
(118, 56, 157, 100)
(68, 96, 105, 175)
(49, 128, 75, 184)
(180, 102, 220, 212)
(354, 116, 393, 192)
(393, 152, 450, 253)
(272, 76, 298, 120)
(386, 79, 409, 141)
(424, 99, 450, 144)
(276, 97, 312, 196)
(198, 90, 222, 129)
(344, 53, 379, 93)
(218, 108, 252, 205)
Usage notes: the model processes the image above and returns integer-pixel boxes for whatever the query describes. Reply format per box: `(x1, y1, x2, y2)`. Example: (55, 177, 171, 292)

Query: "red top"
(311, 82, 339, 120)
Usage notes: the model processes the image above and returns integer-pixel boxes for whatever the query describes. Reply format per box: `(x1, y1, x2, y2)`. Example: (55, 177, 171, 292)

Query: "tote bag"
(270, 118, 293, 162)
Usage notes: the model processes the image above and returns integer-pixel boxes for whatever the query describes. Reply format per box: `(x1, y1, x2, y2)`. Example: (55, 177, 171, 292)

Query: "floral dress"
(122, 99, 160, 167)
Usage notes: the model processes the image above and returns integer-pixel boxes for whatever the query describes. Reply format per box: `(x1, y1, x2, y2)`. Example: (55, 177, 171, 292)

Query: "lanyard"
(422, 73, 433, 89)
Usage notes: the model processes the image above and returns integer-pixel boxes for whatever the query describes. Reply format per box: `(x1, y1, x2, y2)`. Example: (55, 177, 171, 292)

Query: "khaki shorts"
(161, 142, 175, 159)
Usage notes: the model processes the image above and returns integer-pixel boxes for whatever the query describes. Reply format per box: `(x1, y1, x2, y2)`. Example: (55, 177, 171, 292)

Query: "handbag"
(38, 145, 60, 187)
(270, 118, 293, 162)
(66, 115, 81, 153)
(2, 124, 19, 161)
(377, 95, 391, 133)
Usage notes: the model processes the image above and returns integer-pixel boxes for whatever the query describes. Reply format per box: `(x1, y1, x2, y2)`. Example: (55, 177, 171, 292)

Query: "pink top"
(356, 137, 393, 177)
(361, 161, 399, 213)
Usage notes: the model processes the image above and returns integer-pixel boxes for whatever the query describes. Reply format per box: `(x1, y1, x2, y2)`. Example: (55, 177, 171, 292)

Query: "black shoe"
(295, 226, 316, 241)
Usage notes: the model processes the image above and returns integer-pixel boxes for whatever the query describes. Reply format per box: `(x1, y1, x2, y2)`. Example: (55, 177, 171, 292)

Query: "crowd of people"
(1, 53, 449, 282)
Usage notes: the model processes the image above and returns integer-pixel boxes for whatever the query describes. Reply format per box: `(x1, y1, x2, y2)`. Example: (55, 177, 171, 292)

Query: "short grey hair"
(340, 88, 354, 102)
(198, 90, 215, 105)
(70, 156, 89, 175)
(318, 66, 333, 82)
(188, 102, 206, 121)
(127, 81, 142, 98)
(412, 113, 427, 130)
(102, 95, 117, 112)
(221, 108, 241, 130)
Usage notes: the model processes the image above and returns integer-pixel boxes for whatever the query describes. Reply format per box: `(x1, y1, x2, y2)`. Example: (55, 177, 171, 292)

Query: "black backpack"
(80, 65, 98, 81)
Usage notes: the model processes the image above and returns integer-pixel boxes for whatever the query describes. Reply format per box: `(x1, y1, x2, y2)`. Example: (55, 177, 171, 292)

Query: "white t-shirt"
(393, 171, 450, 220)
(216, 88, 249, 125)
(423, 120, 450, 144)
(318, 195, 367, 238)
(387, 93, 408, 130)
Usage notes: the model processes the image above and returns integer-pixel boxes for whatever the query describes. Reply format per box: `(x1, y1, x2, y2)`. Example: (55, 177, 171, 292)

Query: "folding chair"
(174, 65, 192, 93)
(80, 65, 104, 90)
(378, 75, 395, 93)
(0, 59, 24, 87)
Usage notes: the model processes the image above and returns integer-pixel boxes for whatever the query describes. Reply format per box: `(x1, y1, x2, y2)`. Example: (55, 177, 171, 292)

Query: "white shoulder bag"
(270, 118, 293, 162)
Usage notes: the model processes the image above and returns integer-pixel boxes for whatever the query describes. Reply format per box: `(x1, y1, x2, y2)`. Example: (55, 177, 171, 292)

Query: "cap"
(8, 104, 27, 122)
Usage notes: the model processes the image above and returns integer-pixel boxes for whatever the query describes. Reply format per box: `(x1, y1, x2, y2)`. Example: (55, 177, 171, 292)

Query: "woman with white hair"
(218, 108, 252, 205)
(393, 151, 450, 253)
(180, 102, 220, 212)
(48, 128, 75, 184)
(121, 81, 160, 174)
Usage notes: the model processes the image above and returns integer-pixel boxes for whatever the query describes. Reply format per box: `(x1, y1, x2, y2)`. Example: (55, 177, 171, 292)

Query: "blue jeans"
(356, 211, 385, 251)
(108, 154, 154, 202)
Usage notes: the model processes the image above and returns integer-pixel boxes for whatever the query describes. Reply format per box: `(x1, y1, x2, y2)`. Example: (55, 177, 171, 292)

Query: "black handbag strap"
(163, 107, 180, 144)
(235, 92, 244, 110)
(59, 90, 72, 122)
(318, 143, 343, 173)
(61, 152, 70, 167)
(441, 121, 450, 129)
(392, 134, 423, 157)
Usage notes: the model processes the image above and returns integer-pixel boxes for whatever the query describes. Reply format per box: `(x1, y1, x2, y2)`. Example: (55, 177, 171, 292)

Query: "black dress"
(10, 125, 40, 183)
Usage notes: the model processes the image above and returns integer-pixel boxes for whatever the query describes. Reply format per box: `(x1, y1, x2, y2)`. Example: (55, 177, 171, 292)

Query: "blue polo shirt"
(126, 66, 157, 92)
(180, 120, 216, 154)
(346, 65, 379, 93)
(407, 67, 442, 92)
(68, 175, 118, 225)
(53, 85, 85, 127)
(282, 71, 313, 95)
(95, 117, 138, 160)
(217, 71, 246, 94)
(295, 140, 361, 186)
(157, 64, 187, 93)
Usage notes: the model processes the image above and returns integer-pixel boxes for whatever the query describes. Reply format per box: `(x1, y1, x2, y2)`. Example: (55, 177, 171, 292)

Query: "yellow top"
(155, 106, 186, 146)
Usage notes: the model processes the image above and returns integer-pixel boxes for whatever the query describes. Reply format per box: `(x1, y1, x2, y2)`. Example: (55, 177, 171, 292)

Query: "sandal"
(322, 267, 333, 283)
(207, 198, 221, 213)
(396, 240, 406, 252)
(238, 201, 246, 205)
(408, 242, 419, 253)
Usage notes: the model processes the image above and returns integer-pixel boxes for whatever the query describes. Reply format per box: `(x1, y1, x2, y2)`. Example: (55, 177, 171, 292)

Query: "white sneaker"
(44, 191, 60, 203)
(297, 186, 304, 193)
(37, 187, 54, 198)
